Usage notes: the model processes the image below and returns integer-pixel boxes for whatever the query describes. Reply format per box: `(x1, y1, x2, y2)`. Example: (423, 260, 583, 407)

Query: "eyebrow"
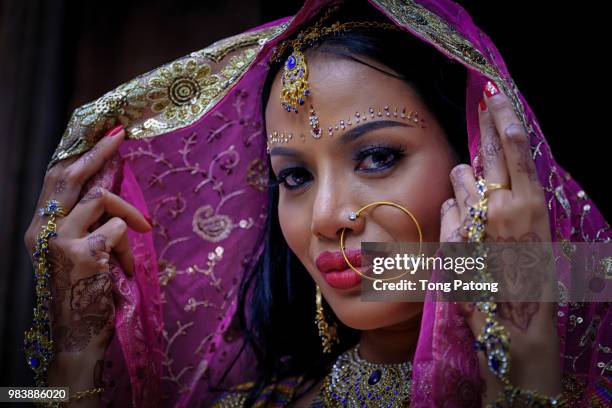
(269, 120, 412, 157)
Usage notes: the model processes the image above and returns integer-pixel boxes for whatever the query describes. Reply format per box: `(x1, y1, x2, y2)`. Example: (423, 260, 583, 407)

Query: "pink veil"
(45, 0, 611, 406)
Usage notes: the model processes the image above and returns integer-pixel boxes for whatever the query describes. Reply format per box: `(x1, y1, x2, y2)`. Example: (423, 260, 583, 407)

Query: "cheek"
(278, 194, 310, 258)
(384, 146, 455, 243)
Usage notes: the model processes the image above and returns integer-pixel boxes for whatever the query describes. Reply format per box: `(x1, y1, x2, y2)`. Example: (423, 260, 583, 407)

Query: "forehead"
(265, 52, 422, 134)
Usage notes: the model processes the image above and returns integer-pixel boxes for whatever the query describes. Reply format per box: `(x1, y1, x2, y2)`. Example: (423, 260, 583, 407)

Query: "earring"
(315, 285, 339, 354)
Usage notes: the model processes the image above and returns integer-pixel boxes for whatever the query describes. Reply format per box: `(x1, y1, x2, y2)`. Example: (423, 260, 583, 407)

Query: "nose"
(310, 174, 365, 241)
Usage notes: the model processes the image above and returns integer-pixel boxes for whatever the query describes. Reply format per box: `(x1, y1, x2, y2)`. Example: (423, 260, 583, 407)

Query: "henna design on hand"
(448, 227, 462, 242)
(440, 199, 458, 218)
(77, 144, 100, 166)
(54, 272, 114, 352)
(48, 240, 74, 325)
(54, 178, 67, 194)
(485, 232, 548, 332)
(507, 124, 538, 183)
(54, 322, 92, 352)
(482, 128, 503, 171)
(449, 165, 476, 231)
(49, 242, 114, 353)
(87, 233, 108, 257)
(497, 302, 540, 332)
(80, 186, 104, 204)
(70, 273, 112, 311)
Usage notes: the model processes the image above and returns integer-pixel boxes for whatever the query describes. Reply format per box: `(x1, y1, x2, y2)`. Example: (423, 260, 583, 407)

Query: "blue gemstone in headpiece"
(286, 55, 297, 69)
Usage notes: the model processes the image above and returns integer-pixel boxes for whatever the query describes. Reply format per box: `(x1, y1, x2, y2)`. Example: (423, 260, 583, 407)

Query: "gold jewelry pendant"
(280, 50, 311, 113)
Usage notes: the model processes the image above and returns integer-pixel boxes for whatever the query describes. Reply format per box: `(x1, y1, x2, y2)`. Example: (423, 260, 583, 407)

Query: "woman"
(22, 0, 610, 407)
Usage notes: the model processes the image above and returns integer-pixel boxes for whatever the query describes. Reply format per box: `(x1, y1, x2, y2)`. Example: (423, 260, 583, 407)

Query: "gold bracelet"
(487, 384, 567, 407)
(70, 387, 104, 402)
(469, 178, 566, 408)
(36, 387, 104, 407)
(25, 199, 67, 386)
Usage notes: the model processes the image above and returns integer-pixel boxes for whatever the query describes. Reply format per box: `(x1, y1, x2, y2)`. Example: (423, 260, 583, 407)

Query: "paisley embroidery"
(192, 205, 233, 243)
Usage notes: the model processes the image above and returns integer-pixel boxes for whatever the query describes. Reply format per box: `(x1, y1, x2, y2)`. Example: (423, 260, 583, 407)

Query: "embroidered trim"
(47, 21, 290, 170)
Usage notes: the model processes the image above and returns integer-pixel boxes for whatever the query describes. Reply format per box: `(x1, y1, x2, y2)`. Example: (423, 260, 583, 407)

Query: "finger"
(89, 217, 134, 277)
(63, 187, 152, 237)
(478, 98, 510, 188)
(439, 198, 462, 242)
(449, 164, 478, 237)
(95, 250, 111, 272)
(24, 157, 81, 252)
(33, 156, 78, 220)
(64, 125, 125, 188)
(482, 81, 538, 196)
(39, 157, 78, 206)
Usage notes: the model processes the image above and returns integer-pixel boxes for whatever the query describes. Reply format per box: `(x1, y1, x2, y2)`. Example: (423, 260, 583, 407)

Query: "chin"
(331, 298, 423, 331)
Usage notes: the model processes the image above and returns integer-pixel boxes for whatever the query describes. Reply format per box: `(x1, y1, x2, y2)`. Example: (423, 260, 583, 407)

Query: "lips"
(315, 248, 369, 290)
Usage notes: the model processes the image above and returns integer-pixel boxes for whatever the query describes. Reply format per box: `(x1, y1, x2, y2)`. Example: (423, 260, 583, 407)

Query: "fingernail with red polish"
(484, 80, 500, 98)
(479, 98, 487, 112)
(105, 124, 124, 137)
(144, 215, 153, 228)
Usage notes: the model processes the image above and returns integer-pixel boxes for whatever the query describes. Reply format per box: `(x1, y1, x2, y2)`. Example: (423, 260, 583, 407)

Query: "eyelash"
(269, 143, 407, 191)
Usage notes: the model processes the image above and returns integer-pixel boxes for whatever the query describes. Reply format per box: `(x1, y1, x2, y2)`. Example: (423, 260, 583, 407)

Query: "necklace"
(317, 343, 412, 407)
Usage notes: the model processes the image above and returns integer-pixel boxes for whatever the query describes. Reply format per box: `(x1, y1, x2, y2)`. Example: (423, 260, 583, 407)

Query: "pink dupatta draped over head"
(46, 0, 611, 406)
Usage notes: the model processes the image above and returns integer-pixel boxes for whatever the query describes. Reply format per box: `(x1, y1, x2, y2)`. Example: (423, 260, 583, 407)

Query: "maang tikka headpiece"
(270, 5, 402, 114)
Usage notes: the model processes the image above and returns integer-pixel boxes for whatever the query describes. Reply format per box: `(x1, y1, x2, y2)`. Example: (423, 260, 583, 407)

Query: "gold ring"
(485, 182, 510, 195)
(340, 200, 423, 282)
(486, 182, 510, 190)
(39, 199, 67, 218)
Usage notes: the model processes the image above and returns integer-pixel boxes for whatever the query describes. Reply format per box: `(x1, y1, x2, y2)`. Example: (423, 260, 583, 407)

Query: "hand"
(23, 125, 151, 391)
(439, 81, 562, 404)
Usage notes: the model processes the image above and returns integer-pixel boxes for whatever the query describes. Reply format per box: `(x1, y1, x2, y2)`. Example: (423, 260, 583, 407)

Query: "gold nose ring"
(341, 200, 423, 281)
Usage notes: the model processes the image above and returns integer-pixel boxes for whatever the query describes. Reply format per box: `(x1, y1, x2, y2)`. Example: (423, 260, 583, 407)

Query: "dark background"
(1, 0, 608, 388)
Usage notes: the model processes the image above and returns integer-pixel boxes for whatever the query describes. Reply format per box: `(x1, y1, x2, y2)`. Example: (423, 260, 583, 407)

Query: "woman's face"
(265, 50, 457, 330)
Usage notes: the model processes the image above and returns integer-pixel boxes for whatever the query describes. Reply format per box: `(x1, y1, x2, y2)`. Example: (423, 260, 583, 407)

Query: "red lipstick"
(315, 248, 366, 290)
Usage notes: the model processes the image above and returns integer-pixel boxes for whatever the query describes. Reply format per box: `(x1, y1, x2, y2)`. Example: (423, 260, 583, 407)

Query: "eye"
(269, 167, 312, 190)
(354, 144, 407, 172)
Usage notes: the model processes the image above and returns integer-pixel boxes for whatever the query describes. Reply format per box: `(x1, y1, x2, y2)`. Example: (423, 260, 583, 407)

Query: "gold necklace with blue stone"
(319, 343, 412, 407)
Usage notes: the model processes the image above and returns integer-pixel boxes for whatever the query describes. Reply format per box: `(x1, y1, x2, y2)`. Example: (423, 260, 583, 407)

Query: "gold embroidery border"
(47, 21, 290, 170)
(371, 0, 533, 136)
(47, 0, 531, 172)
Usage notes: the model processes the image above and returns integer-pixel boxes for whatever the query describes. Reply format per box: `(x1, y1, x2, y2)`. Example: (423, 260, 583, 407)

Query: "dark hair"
(215, 3, 468, 405)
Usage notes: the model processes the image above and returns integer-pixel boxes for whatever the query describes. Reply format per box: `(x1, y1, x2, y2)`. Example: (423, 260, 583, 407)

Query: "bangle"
(468, 178, 566, 408)
(24, 199, 66, 386)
